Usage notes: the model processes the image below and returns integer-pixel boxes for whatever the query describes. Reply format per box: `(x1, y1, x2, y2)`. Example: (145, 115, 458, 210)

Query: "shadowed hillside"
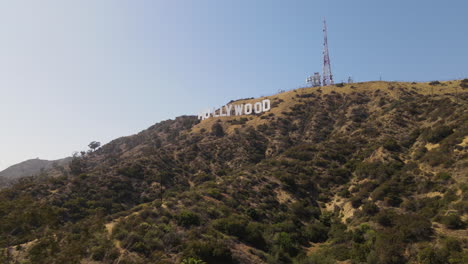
(0, 80, 467, 264)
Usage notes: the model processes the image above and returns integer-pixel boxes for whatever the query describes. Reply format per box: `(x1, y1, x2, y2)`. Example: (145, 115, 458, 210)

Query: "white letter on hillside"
(198, 108, 211, 120)
(235, 104, 243, 116)
(244, 103, 252, 115)
(212, 108, 219, 117)
(254, 102, 262, 114)
(219, 106, 226, 116)
(225, 104, 232, 116)
(262, 99, 271, 112)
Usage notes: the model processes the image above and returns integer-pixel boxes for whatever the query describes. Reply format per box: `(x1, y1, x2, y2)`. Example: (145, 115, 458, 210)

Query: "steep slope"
(0, 157, 71, 187)
(0, 80, 467, 264)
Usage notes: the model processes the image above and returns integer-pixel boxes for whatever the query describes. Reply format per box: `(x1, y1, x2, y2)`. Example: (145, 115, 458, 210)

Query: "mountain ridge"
(0, 157, 71, 187)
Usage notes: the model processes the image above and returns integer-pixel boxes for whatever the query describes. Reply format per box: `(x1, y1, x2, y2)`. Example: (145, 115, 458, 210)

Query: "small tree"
(88, 141, 101, 152)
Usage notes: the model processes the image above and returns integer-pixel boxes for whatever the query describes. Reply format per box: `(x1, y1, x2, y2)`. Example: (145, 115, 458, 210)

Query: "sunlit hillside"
(0, 80, 467, 264)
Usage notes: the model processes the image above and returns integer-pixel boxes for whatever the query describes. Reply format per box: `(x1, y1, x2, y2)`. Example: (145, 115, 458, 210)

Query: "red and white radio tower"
(322, 19, 334, 86)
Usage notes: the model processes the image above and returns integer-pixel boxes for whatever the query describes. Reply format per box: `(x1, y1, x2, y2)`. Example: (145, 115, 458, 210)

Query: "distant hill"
(0, 80, 467, 264)
(0, 157, 71, 186)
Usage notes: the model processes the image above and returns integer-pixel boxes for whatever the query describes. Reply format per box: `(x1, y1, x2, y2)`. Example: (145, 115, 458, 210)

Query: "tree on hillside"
(70, 151, 86, 175)
(88, 141, 101, 152)
(211, 123, 225, 137)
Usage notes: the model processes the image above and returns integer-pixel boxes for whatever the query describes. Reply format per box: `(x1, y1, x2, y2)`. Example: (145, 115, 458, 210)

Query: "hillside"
(0, 158, 71, 187)
(0, 80, 467, 264)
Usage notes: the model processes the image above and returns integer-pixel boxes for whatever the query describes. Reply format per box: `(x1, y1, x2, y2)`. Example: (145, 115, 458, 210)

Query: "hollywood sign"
(198, 99, 271, 120)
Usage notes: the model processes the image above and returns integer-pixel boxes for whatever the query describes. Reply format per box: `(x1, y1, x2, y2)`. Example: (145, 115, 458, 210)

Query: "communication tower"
(322, 19, 334, 86)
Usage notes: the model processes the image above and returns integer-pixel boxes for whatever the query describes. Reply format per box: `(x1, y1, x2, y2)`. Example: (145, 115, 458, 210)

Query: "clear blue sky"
(0, 0, 467, 170)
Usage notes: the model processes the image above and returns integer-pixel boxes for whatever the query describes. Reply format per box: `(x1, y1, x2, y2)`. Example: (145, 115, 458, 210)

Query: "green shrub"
(211, 123, 225, 137)
(130, 241, 149, 255)
(329, 244, 350, 261)
(418, 237, 465, 264)
(181, 257, 206, 264)
(350, 196, 363, 208)
(395, 213, 433, 242)
(436, 172, 452, 181)
(328, 221, 351, 243)
(384, 194, 403, 207)
(274, 232, 299, 257)
(284, 144, 316, 161)
(350, 243, 371, 263)
(372, 231, 406, 264)
(177, 211, 201, 227)
(118, 164, 145, 179)
(362, 202, 380, 216)
(371, 183, 390, 201)
(375, 210, 395, 227)
(90, 245, 110, 261)
(443, 237, 462, 252)
(424, 148, 454, 167)
(194, 173, 215, 184)
(205, 188, 223, 200)
(69, 155, 86, 175)
(291, 201, 319, 220)
(414, 146, 427, 160)
(213, 216, 247, 238)
(423, 126, 453, 143)
(244, 222, 267, 249)
(278, 173, 297, 190)
(305, 221, 329, 243)
(184, 239, 232, 263)
(418, 246, 446, 264)
(328, 168, 351, 182)
(355, 161, 402, 182)
(245, 207, 263, 221)
(382, 138, 401, 151)
(338, 188, 351, 198)
(440, 214, 465, 229)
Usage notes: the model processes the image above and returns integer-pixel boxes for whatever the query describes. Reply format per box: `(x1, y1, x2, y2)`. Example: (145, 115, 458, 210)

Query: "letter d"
(262, 99, 271, 112)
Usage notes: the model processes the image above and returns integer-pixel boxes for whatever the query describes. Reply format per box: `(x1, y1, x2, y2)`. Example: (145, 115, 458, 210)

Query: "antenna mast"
(322, 19, 334, 86)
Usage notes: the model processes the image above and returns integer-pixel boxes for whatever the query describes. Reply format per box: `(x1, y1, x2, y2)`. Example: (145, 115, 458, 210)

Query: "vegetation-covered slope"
(0, 80, 467, 264)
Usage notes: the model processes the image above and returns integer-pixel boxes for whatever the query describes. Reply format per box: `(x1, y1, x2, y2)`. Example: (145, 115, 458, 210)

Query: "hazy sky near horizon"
(0, 0, 467, 170)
